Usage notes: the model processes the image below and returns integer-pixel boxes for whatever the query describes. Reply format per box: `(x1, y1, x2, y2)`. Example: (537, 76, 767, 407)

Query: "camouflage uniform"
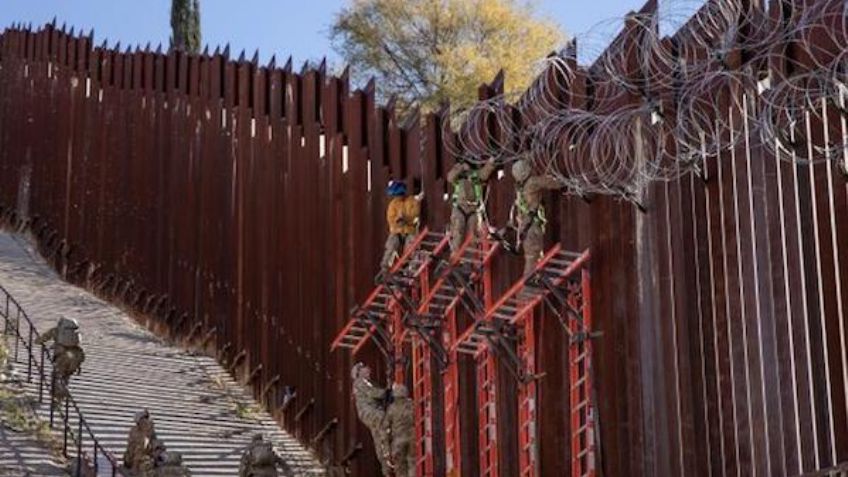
(383, 384, 415, 477)
(239, 434, 285, 477)
(156, 451, 192, 477)
(36, 318, 85, 400)
(447, 159, 497, 252)
(124, 410, 158, 475)
(351, 363, 391, 476)
(137, 439, 169, 477)
(511, 160, 563, 276)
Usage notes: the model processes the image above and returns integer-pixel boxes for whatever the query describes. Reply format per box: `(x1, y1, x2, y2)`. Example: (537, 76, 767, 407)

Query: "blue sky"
(0, 1, 692, 66)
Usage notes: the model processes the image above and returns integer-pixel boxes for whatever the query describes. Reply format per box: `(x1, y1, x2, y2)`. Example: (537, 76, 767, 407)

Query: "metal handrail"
(0, 283, 128, 476)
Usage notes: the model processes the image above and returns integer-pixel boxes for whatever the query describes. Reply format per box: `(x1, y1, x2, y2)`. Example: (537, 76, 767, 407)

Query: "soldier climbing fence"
(0, 0, 847, 475)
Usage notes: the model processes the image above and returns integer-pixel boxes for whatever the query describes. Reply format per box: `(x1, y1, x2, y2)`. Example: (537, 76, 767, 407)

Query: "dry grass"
(0, 337, 66, 460)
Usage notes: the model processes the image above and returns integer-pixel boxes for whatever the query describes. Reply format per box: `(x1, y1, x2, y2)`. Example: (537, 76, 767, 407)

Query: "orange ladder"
(412, 337, 435, 476)
(517, 308, 538, 477)
(567, 268, 595, 477)
(330, 228, 447, 366)
(412, 234, 498, 476)
(477, 348, 499, 477)
(454, 245, 593, 477)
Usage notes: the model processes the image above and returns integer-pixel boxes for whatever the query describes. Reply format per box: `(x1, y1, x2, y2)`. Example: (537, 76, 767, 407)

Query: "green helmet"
(511, 160, 532, 183)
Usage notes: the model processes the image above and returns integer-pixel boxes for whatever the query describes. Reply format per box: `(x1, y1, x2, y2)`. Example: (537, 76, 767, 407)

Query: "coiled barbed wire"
(440, 0, 847, 203)
(760, 71, 848, 163)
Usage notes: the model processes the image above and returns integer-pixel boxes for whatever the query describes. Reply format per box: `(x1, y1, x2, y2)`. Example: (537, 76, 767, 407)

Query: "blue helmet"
(386, 180, 407, 197)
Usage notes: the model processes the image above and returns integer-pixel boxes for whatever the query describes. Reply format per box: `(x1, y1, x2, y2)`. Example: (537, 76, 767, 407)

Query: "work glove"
(351, 362, 364, 380)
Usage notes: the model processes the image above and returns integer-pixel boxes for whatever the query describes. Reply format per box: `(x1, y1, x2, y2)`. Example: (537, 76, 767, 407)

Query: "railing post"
(76, 417, 83, 477)
(2, 292, 8, 331)
(49, 372, 56, 427)
(63, 397, 70, 457)
(38, 346, 45, 403)
(14, 308, 20, 361)
(27, 324, 33, 381)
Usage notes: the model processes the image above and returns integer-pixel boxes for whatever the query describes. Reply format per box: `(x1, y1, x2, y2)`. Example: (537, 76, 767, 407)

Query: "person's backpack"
(157, 451, 183, 466)
(59, 347, 86, 373)
(56, 319, 81, 347)
(250, 443, 276, 466)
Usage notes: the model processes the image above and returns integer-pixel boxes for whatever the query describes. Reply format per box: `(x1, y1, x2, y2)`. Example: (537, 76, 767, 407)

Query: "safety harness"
(509, 179, 548, 248)
(452, 169, 490, 230)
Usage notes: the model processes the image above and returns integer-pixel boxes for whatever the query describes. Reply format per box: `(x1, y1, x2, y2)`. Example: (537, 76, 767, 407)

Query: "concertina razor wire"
(441, 0, 847, 204)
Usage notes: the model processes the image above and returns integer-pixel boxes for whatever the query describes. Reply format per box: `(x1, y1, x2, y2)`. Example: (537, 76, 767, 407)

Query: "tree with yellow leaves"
(330, 0, 566, 113)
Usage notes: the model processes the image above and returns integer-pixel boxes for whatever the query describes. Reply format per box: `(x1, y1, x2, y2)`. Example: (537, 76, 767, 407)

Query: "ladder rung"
(363, 311, 388, 320)
(573, 421, 593, 436)
(571, 375, 588, 390)
(493, 311, 514, 320)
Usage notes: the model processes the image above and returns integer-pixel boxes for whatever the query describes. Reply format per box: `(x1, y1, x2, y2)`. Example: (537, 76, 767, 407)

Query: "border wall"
(0, 1, 846, 475)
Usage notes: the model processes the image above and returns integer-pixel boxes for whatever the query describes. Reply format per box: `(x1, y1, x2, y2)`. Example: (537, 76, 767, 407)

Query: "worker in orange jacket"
(380, 180, 423, 276)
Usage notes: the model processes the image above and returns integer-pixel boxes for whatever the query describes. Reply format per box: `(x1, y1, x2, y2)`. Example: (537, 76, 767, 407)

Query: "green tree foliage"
(171, 0, 201, 54)
(331, 0, 565, 112)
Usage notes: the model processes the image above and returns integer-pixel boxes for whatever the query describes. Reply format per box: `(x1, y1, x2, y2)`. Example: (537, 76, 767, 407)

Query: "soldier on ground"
(446, 157, 498, 252)
(36, 317, 85, 401)
(154, 450, 192, 477)
(238, 434, 287, 477)
(124, 409, 158, 474)
(351, 362, 391, 476)
(383, 383, 415, 477)
(380, 180, 423, 277)
(508, 159, 564, 276)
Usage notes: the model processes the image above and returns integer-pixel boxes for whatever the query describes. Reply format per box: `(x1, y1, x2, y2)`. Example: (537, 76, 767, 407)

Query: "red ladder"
(331, 228, 448, 475)
(412, 337, 435, 476)
(477, 348, 499, 477)
(330, 228, 447, 357)
(517, 308, 538, 477)
(453, 245, 588, 356)
(413, 234, 498, 476)
(443, 306, 462, 477)
(411, 240, 437, 477)
(453, 245, 593, 477)
(570, 267, 595, 477)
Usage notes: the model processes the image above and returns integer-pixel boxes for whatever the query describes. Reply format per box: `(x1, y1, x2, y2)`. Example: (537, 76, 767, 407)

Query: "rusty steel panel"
(1, 1, 848, 475)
